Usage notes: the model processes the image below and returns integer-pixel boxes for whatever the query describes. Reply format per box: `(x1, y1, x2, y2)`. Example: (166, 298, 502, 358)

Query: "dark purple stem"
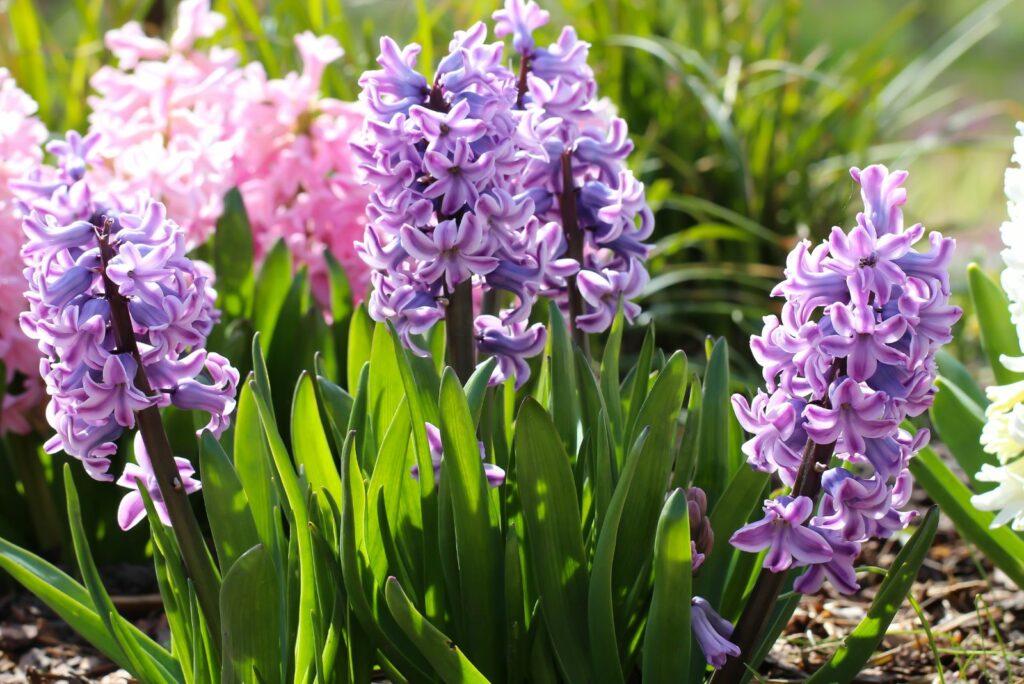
(559, 151, 588, 354)
(710, 364, 843, 683)
(95, 220, 222, 650)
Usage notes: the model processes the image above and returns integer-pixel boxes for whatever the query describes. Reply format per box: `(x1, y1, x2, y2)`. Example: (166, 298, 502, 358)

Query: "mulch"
(1, 519, 1021, 683)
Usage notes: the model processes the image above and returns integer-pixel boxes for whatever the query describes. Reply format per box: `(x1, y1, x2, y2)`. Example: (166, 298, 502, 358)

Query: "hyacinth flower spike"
(710, 165, 960, 681)
(355, 0, 653, 382)
(17, 133, 238, 647)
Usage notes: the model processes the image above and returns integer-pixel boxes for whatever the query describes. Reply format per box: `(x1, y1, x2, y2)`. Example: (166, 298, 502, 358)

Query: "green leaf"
(369, 323, 408, 460)
(347, 305, 374, 393)
(910, 447, 1024, 588)
(643, 488, 692, 684)
(266, 271, 318, 425)
(0, 536, 171, 677)
(213, 188, 255, 319)
(384, 578, 489, 683)
(600, 305, 626, 445)
(588, 427, 650, 684)
(807, 506, 940, 683)
(64, 465, 180, 683)
(515, 398, 592, 683)
(623, 325, 655, 452)
(465, 356, 498, 425)
(199, 432, 261, 572)
(548, 301, 579, 454)
(337, 431, 432, 680)
(612, 352, 688, 629)
(220, 545, 284, 684)
(233, 377, 281, 552)
(438, 370, 504, 679)
(365, 397, 417, 586)
(252, 240, 293, 354)
(929, 377, 993, 490)
(291, 372, 344, 503)
(935, 348, 987, 407)
(968, 263, 1024, 386)
(692, 338, 733, 507)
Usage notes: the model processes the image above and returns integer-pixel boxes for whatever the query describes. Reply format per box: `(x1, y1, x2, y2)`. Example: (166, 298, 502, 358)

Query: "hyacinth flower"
(0, 69, 49, 435)
(355, 0, 652, 384)
(678, 486, 742, 668)
(410, 422, 506, 487)
(88, 0, 370, 308)
(710, 165, 960, 680)
(976, 122, 1024, 530)
(16, 131, 238, 639)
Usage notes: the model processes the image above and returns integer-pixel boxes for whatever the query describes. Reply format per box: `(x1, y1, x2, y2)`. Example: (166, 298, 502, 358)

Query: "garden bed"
(3, 516, 1020, 683)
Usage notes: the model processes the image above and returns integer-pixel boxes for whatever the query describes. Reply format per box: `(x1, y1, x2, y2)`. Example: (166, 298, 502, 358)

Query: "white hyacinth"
(976, 122, 1024, 530)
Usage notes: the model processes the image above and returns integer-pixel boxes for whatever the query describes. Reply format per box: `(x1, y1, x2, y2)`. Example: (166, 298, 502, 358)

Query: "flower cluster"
(87, 0, 241, 246)
(233, 32, 371, 305)
(16, 132, 238, 502)
(976, 122, 1024, 530)
(730, 165, 960, 594)
(0, 69, 49, 434)
(87, 0, 370, 307)
(355, 0, 652, 386)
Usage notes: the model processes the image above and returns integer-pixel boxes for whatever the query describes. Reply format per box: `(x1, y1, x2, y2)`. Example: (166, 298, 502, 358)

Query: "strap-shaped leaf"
(806, 506, 940, 682)
(587, 427, 649, 684)
(64, 466, 181, 683)
(233, 378, 281, 552)
(547, 301, 580, 455)
(515, 398, 592, 683)
(929, 377, 994, 490)
(910, 446, 1024, 587)
(693, 338, 733, 507)
(438, 369, 505, 680)
(220, 545, 283, 683)
(643, 488, 692, 684)
(384, 577, 489, 683)
(252, 239, 292, 355)
(199, 432, 261, 572)
(212, 188, 254, 319)
(612, 352, 688, 630)
(968, 263, 1024, 385)
(291, 372, 343, 503)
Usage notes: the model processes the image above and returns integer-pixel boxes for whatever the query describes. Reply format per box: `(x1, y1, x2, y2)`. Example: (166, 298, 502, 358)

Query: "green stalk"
(445, 279, 476, 383)
(97, 221, 223, 651)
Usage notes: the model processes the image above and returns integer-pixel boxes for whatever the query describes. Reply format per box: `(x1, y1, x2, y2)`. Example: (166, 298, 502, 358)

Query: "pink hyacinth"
(88, 1, 370, 309)
(233, 32, 371, 307)
(86, 0, 243, 247)
(0, 68, 48, 434)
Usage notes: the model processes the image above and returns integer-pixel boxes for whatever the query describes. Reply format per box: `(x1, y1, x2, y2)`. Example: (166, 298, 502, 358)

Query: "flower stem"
(559, 151, 589, 355)
(709, 401, 837, 683)
(445, 279, 476, 383)
(96, 221, 222, 651)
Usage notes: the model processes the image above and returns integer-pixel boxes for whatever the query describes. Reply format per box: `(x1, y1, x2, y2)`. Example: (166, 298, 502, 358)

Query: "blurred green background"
(2, 0, 1022, 375)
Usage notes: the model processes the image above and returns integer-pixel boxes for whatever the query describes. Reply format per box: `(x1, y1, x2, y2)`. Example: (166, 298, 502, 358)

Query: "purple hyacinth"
(117, 432, 201, 530)
(354, 0, 652, 387)
(410, 422, 506, 487)
(691, 597, 740, 669)
(729, 165, 960, 594)
(17, 132, 238, 512)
